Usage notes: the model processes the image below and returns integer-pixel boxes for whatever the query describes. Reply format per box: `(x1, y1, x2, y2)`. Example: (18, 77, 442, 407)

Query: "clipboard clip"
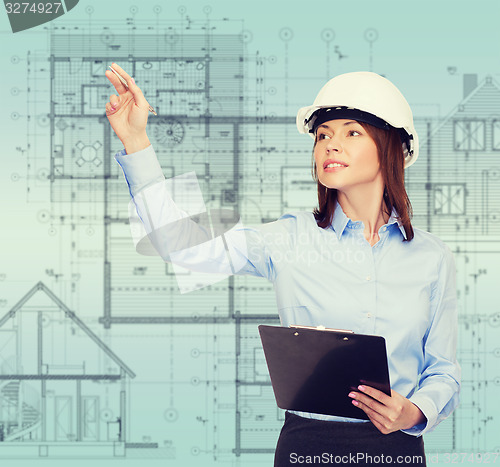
(290, 324, 355, 334)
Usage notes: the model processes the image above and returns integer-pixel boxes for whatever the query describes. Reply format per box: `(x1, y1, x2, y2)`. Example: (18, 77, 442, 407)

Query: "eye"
(317, 133, 331, 140)
(348, 130, 361, 136)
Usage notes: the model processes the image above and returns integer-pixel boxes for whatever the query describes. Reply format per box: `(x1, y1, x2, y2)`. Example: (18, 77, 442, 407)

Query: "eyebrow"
(317, 121, 359, 130)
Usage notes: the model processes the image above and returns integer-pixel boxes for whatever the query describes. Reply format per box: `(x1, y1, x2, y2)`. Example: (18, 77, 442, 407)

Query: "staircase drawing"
(0, 381, 41, 441)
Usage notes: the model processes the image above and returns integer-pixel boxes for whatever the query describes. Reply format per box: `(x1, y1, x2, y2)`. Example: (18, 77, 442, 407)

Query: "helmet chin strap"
(398, 130, 413, 156)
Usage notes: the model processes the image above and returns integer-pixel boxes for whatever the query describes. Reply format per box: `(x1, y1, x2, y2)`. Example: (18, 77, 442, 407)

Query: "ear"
(402, 141, 408, 157)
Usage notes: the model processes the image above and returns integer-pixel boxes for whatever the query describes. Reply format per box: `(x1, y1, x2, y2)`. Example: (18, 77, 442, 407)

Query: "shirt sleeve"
(402, 244, 461, 436)
(114, 145, 295, 282)
(115, 145, 166, 198)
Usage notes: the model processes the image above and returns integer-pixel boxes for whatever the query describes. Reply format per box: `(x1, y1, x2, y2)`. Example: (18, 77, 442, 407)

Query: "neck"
(337, 186, 389, 245)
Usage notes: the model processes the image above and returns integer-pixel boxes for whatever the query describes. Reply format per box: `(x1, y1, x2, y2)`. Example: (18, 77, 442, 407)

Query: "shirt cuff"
(400, 392, 437, 437)
(114, 145, 165, 196)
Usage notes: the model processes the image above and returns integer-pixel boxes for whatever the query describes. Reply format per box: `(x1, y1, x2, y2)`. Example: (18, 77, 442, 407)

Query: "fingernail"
(131, 78, 135, 84)
(358, 385, 365, 391)
(348, 392, 356, 398)
(352, 400, 359, 406)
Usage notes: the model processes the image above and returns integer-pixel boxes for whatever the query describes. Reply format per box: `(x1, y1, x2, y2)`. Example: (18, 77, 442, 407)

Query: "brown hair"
(311, 122, 414, 241)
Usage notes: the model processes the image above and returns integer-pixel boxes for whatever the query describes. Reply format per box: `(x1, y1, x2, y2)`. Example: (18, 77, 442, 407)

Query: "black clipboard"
(258, 324, 391, 420)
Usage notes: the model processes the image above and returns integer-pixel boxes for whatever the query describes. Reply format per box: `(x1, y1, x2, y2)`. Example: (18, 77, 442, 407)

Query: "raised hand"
(105, 63, 151, 154)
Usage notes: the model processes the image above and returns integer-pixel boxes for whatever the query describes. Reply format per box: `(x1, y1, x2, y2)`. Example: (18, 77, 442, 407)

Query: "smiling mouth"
(324, 163, 347, 168)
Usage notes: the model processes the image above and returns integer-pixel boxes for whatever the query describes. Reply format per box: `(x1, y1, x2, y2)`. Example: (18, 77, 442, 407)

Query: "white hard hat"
(296, 71, 418, 168)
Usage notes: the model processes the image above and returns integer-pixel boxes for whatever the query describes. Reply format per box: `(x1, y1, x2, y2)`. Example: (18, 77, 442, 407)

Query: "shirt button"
(366, 275, 372, 281)
(367, 313, 372, 318)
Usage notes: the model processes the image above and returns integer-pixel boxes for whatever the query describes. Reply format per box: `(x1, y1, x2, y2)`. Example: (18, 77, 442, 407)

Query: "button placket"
(365, 242, 376, 331)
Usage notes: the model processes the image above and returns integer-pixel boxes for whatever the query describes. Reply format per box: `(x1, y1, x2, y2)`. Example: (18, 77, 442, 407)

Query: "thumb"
(128, 78, 149, 108)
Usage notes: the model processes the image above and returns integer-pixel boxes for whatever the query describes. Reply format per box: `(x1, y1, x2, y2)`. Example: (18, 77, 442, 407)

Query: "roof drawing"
(0, 281, 136, 378)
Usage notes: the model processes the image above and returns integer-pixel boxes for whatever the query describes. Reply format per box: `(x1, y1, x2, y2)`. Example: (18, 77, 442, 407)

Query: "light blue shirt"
(115, 145, 461, 437)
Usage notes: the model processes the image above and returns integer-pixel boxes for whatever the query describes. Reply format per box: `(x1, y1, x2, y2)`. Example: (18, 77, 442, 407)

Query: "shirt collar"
(330, 200, 407, 240)
(387, 209, 408, 240)
(330, 201, 351, 239)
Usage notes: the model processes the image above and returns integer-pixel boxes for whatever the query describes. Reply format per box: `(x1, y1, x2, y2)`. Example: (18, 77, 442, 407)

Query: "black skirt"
(275, 412, 426, 466)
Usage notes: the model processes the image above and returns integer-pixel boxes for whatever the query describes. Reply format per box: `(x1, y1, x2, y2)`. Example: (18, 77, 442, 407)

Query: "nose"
(325, 135, 342, 153)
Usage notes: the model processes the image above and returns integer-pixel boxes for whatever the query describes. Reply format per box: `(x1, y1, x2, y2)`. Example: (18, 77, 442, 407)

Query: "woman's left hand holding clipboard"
(348, 385, 426, 434)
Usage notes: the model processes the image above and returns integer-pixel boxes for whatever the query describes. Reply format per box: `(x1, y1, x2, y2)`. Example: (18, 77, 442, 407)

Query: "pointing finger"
(110, 62, 132, 82)
(108, 63, 149, 109)
(127, 76, 149, 108)
(105, 70, 127, 95)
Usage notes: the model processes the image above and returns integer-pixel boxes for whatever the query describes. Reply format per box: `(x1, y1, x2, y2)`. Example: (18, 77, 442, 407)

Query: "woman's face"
(314, 119, 382, 195)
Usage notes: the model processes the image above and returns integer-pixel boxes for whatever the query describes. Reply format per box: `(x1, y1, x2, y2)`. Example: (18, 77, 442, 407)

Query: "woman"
(105, 65, 460, 466)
